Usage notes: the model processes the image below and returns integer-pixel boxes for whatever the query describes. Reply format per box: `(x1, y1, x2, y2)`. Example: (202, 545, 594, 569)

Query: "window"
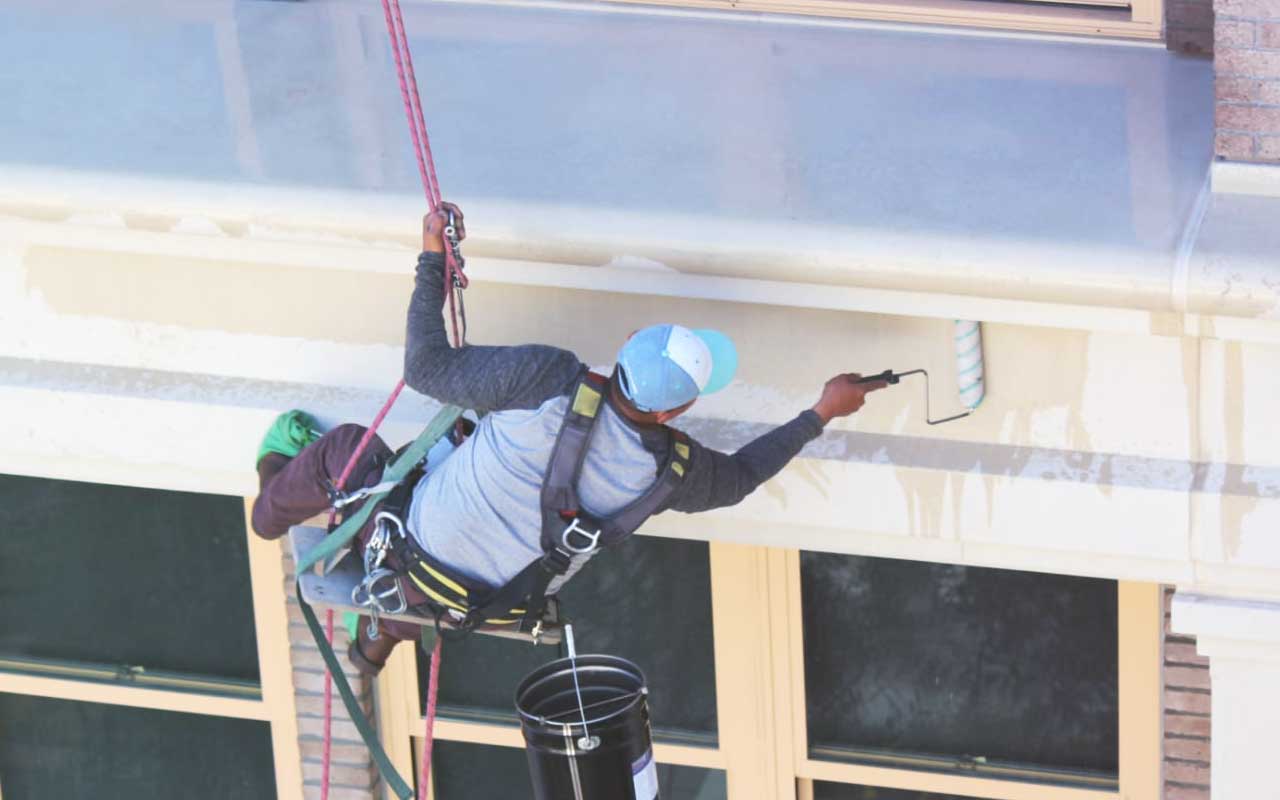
(383, 535, 727, 798)
(0, 475, 259, 684)
(427, 740, 729, 799)
(0, 694, 276, 800)
(375, 541, 1161, 800)
(801, 553, 1118, 778)
(415, 534, 718, 744)
(0, 476, 302, 800)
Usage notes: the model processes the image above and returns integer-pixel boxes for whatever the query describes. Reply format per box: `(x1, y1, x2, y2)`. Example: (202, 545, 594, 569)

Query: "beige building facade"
(2, 0, 1279, 798)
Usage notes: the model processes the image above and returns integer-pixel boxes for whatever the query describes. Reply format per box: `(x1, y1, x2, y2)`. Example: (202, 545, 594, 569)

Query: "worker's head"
(614, 324, 737, 422)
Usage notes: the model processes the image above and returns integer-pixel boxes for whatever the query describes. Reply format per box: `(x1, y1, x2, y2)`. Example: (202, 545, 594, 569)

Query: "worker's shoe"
(257, 409, 322, 465)
(347, 625, 395, 677)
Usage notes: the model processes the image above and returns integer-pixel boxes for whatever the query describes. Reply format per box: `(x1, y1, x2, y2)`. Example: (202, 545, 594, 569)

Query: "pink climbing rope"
(419, 637, 443, 797)
(317, 2, 462, 799)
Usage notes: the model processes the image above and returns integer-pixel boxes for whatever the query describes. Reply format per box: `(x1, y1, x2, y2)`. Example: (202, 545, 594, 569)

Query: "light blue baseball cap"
(616, 324, 738, 412)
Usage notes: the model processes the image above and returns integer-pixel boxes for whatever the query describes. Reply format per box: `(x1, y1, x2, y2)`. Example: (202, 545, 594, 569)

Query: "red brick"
(1215, 0, 1280, 17)
(1218, 103, 1280, 131)
(1167, 690, 1212, 714)
(1259, 135, 1280, 160)
(1165, 640, 1210, 666)
(299, 736, 376, 764)
(303, 784, 376, 800)
(1166, 736, 1212, 761)
(297, 716, 372, 743)
(1216, 131, 1257, 158)
(293, 668, 370, 694)
(290, 645, 368, 672)
(1264, 22, 1280, 48)
(1218, 46, 1280, 78)
(302, 761, 377, 789)
(1165, 784, 1211, 800)
(1165, 712, 1212, 737)
(1166, 760, 1211, 785)
(296, 691, 373, 717)
(1165, 665, 1212, 689)
(1217, 75, 1262, 101)
(1218, 19, 1256, 46)
(1261, 80, 1280, 103)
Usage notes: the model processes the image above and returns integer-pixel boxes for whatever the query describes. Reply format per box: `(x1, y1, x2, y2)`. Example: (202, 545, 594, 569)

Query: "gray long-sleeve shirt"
(404, 252, 824, 591)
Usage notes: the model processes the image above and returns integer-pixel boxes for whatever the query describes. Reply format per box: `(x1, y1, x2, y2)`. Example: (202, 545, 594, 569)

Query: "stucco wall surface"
(3, 231, 1279, 599)
(1, 0, 1278, 599)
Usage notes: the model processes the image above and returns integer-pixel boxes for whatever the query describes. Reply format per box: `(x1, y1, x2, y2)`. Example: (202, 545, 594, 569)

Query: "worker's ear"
(654, 399, 696, 424)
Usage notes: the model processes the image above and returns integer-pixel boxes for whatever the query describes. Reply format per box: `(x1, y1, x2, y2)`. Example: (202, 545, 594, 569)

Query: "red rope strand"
(419, 636, 443, 799)
(318, 3, 459, 798)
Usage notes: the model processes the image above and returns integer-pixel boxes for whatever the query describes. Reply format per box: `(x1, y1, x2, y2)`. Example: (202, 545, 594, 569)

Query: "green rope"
(297, 585, 415, 800)
(297, 405, 463, 574)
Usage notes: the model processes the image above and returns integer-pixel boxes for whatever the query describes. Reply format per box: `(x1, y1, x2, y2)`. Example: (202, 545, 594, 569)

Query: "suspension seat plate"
(289, 524, 563, 644)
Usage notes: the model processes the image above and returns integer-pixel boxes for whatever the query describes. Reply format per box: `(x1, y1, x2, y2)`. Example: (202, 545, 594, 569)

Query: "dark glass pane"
(419, 534, 717, 740)
(430, 740, 532, 799)
(814, 783, 971, 800)
(0, 474, 259, 681)
(657, 764, 727, 798)
(427, 741, 726, 799)
(0, 693, 276, 800)
(802, 552, 1117, 774)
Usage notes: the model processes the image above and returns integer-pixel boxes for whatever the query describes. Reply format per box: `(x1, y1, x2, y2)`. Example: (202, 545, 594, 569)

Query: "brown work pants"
(251, 424, 432, 662)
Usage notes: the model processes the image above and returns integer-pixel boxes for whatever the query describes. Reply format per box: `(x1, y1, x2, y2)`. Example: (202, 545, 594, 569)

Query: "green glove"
(256, 410, 322, 464)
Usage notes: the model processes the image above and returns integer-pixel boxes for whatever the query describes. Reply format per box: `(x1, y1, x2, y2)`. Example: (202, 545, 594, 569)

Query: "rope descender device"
(856, 369, 972, 426)
(443, 208, 465, 278)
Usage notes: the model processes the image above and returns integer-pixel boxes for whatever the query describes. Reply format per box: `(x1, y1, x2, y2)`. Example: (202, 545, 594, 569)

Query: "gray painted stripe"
(5, 358, 1278, 501)
(679, 418, 1280, 501)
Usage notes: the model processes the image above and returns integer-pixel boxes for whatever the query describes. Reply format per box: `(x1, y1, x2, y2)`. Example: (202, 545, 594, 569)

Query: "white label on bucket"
(631, 749, 658, 800)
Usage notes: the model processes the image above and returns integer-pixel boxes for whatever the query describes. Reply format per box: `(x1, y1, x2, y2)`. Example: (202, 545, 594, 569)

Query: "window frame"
(376, 540, 1162, 800)
(785, 551, 1163, 800)
(589, 0, 1164, 40)
(0, 499, 302, 800)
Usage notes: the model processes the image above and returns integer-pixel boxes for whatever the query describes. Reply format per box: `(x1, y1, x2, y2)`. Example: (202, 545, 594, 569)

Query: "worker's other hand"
(422, 202, 466, 254)
(812, 373, 888, 425)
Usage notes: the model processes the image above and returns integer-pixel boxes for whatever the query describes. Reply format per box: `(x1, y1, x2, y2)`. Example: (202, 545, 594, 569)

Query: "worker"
(251, 203, 887, 675)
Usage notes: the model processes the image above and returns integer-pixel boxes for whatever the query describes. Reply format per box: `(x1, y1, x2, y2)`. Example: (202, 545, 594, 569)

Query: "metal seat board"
(288, 525, 561, 644)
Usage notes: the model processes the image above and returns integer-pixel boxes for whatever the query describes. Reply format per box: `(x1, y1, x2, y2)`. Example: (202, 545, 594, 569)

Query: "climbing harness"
(395, 371, 693, 639)
(857, 368, 971, 425)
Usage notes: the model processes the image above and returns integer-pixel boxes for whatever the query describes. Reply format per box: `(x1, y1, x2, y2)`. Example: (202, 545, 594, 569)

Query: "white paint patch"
(603, 255, 678, 273)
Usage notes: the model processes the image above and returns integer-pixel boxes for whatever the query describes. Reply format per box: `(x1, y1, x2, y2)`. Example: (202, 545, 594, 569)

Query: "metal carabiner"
(561, 517, 602, 554)
(443, 209, 466, 279)
(352, 567, 407, 640)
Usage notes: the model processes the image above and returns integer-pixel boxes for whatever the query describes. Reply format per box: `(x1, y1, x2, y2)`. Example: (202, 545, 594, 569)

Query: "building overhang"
(3, 0, 1280, 600)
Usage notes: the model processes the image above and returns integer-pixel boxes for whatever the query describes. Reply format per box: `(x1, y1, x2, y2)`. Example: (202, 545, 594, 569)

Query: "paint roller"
(855, 320, 985, 425)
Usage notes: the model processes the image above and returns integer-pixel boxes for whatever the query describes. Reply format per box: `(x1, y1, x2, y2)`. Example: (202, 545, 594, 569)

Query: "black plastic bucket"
(515, 654, 659, 800)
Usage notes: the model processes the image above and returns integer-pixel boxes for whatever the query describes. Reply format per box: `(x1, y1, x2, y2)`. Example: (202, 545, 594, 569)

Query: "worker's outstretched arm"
(404, 205, 582, 413)
(665, 373, 885, 513)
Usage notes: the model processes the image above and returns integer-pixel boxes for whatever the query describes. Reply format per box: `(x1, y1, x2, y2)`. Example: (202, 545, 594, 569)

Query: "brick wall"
(1214, 0, 1280, 162)
(1169, 0, 1216, 55)
(1163, 588, 1211, 800)
(284, 548, 381, 800)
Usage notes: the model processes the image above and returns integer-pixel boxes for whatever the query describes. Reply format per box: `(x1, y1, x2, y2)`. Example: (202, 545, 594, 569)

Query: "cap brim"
(693, 329, 737, 395)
